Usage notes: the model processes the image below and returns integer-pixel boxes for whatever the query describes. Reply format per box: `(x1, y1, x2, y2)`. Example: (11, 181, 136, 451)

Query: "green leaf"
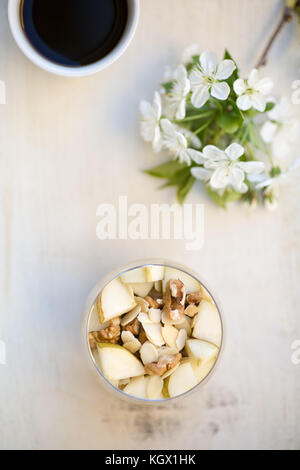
(161, 81, 174, 94)
(186, 55, 200, 72)
(177, 175, 195, 203)
(265, 101, 276, 112)
(270, 166, 281, 177)
(145, 160, 187, 179)
(248, 120, 268, 153)
(218, 112, 242, 134)
(206, 186, 242, 208)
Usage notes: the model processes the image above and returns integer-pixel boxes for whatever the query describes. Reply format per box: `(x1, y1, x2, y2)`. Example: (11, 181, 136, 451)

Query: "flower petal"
(175, 99, 187, 120)
(237, 161, 265, 174)
(191, 167, 212, 182)
(211, 81, 230, 100)
(236, 94, 252, 111)
(202, 145, 226, 161)
(210, 166, 230, 189)
(251, 94, 266, 112)
(256, 177, 275, 190)
(248, 69, 260, 88)
(261, 121, 278, 143)
(215, 59, 236, 80)
(230, 167, 247, 193)
(140, 100, 154, 118)
(225, 143, 245, 160)
(233, 79, 247, 96)
(200, 51, 218, 75)
(191, 85, 210, 108)
(153, 91, 162, 116)
(256, 77, 273, 95)
(189, 68, 205, 88)
(186, 149, 206, 164)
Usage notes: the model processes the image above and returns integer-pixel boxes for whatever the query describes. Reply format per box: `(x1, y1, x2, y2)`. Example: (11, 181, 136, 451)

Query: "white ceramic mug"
(8, 0, 139, 77)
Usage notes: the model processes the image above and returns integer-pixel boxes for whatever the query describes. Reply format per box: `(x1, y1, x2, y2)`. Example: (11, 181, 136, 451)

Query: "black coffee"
(21, 0, 128, 67)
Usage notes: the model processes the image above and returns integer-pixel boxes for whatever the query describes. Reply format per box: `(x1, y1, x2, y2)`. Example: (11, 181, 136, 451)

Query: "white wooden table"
(0, 0, 300, 450)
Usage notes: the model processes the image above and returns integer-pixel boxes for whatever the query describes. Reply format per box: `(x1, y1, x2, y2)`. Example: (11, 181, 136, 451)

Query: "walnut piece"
(123, 317, 140, 336)
(163, 279, 185, 322)
(98, 324, 120, 343)
(145, 353, 182, 376)
(89, 331, 100, 350)
(186, 290, 202, 305)
(144, 296, 161, 309)
(138, 329, 148, 344)
(145, 362, 167, 376)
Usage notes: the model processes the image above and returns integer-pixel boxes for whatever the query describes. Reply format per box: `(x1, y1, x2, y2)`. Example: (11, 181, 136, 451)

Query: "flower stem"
(174, 111, 214, 123)
(255, 6, 293, 68)
(193, 117, 214, 136)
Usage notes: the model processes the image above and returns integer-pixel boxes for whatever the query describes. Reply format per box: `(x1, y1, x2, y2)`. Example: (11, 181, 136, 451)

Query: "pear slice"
(192, 300, 222, 347)
(191, 356, 217, 383)
(128, 281, 154, 297)
(186, 339, 219, 361)
(120, 267, 148, 283)
(97, 343, 144, 381)
(145, 266, 165, 282)
(98, 278, 136, 322)
(123, 375, 148, 399)
(167, 360, 198, 397)
(146, 375, 164, 400)
(88, 304, 109, 332)
(163, 267, 201, 294)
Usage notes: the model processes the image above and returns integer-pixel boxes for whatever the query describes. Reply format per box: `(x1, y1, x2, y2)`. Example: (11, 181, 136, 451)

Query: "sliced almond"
(161, 325, 179, 350)
(157, 346, 178, 359)
(140, 341, 159, 365)
(176, 328, 187, 351)
(121, 330, 135, 343)
(148, 308, 161, 323)
(124, 338, 142, 354)
(174, 315, 192, 336)
(135, 296, 149, 312)
(143, 323, 165, 346)
(146, 375, 164, 400)
(161, 362, 180, 379)
(185, 304, 201, 318)
(137, 312, 153, 324)
(120, 305, 141, 326)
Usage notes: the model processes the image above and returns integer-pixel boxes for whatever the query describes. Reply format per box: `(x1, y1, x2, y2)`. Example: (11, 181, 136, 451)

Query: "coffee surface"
(21, 0, 128, 66)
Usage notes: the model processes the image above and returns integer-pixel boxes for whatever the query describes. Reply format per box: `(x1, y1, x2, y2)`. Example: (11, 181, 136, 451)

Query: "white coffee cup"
(8, 0, 139, 77)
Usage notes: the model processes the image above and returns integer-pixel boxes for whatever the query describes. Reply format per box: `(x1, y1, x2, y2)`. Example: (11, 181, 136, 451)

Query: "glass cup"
(82, 259, 224, 404)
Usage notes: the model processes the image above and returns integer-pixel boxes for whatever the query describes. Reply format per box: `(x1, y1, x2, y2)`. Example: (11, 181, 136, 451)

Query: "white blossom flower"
(140, 91, 162, 152)
(234, 69, 273, 112)
(255, 158, 300, 201)
(261, 97, 299, 160)
(200, 143, 265, 193)
(161, 119, 204, 166)
(167, 65, 191, 120)
(189, 51, 236, 108)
